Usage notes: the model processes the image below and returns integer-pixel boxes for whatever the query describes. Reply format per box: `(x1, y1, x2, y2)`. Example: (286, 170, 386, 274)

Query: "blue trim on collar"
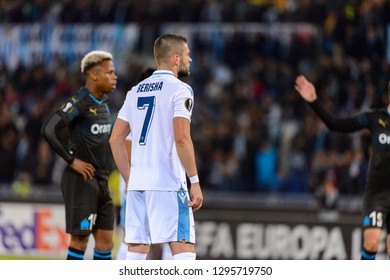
(152, 70, 175, 77)
(88, 93, 103, 104)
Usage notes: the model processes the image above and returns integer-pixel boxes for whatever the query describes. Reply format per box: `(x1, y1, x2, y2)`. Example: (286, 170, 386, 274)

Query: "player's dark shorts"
(362, 189, 390, 232)
(61, 166, 114, 235)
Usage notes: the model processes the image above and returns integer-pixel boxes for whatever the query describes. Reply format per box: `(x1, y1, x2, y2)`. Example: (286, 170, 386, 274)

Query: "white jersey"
(117, 70, 194, 191)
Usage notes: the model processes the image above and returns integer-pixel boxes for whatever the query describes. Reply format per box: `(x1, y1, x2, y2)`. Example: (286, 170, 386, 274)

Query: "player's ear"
(88, 68, 98, 81)
(87, 65, 99, 81)
(172, 53, 180, 67)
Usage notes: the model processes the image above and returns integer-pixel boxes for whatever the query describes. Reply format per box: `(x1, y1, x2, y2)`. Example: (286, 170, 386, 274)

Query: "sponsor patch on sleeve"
(184, 98, 193, 112)
(62, 102, 73, 113)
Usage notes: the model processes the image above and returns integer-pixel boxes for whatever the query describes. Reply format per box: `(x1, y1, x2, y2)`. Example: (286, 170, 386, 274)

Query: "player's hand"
(294, 75, 317, 103)
(188, 183, 203, 212)
(70, 158, 95, 181)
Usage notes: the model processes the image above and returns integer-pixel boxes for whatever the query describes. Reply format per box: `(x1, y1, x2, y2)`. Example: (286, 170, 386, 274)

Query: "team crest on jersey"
(62, 102, 73, 113)
(379, 118, 387, 128)
(184, 98, 193, 112)
(80, 219, 91, 230)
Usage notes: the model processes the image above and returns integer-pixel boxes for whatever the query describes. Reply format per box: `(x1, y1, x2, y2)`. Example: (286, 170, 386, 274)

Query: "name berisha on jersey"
(137, 82, 163, 93)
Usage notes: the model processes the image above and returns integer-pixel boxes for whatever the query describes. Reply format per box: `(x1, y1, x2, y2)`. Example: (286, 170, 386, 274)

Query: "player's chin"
(109, 84, 116, 92)
(178, 70, 190, 78)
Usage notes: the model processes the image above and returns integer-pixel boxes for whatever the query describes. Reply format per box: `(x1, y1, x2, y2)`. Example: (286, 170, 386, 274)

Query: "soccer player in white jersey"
(110, 34, 203, 260)
(115, 131, 172, 260)
(115, 133, 132, 260)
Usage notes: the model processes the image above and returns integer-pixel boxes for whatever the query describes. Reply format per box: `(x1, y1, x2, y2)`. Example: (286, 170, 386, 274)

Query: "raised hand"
(294, 75, 317, 103)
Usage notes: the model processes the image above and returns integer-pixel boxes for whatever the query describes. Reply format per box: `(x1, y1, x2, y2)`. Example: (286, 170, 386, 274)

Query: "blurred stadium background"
(0, 0, 389, 259)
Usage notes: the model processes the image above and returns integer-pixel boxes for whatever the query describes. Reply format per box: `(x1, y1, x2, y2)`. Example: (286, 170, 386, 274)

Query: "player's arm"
(295, 75, 367, 132)
(123, 137, 132, 190)
(125, 139, 131, 165)
(109, 118, 131, 188)
(41, 112, 74, 165)
(41, 110, 95, 181)
(173, 117, 203, 212)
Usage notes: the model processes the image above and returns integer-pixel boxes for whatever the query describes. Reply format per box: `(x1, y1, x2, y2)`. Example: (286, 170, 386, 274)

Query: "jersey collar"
(152, 70, 175, 77)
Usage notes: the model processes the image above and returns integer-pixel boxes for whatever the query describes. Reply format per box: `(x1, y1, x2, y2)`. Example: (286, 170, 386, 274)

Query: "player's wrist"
(66, 157, 75, 165)
(189, 175, 199, 184)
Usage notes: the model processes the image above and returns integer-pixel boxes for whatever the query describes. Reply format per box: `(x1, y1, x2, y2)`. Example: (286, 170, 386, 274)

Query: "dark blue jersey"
(310, 100, 390, 192)
(42, 87, 112, 180)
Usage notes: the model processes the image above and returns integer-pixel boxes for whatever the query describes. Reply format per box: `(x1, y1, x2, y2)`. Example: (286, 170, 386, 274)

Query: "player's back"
(123, 70, 192, 191)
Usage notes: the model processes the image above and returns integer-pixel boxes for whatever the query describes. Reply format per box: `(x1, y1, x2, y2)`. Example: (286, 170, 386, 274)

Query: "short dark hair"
(153, 34, 187, 66)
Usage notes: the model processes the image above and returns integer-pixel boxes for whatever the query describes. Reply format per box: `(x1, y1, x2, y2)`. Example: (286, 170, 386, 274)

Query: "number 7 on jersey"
(137, 96, 156, 145)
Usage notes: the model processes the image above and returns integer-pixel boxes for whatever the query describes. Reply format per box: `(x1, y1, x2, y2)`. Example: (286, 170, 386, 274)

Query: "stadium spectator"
(0, 104, 19, 184)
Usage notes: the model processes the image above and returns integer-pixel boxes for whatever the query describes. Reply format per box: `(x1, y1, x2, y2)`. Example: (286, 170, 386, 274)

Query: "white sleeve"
(173, 84, 194, 121)
(117, 91, 132, 122)
(125, 133, 132, 141)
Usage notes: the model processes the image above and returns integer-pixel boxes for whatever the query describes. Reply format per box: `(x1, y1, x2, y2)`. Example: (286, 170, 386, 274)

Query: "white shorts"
(124, 188, 195, 245)
(119, 176, 127, 228)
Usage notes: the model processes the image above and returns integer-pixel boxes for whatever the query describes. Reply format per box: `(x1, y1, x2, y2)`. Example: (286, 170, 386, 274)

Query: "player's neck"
(84, 85, 103, 101)
(157, 66, 178, 78)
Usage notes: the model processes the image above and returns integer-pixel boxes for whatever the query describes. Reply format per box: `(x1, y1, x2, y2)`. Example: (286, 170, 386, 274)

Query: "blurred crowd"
(1, 0, 390, 205)
(0, 0, 388, 25)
